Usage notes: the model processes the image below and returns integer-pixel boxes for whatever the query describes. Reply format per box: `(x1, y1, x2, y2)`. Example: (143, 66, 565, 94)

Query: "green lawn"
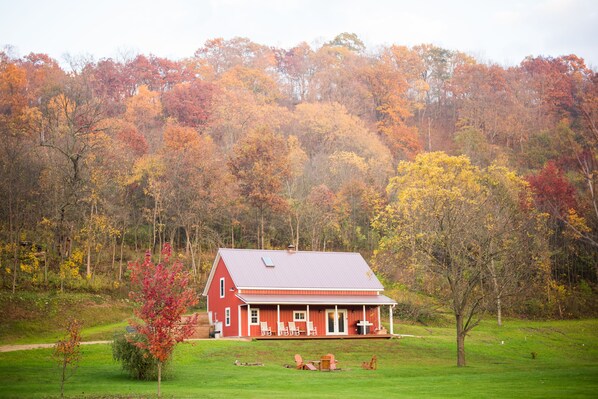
(0, 318, 597, 398)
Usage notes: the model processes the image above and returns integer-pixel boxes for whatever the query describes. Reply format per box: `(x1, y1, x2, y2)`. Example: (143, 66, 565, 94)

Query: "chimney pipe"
(287, 244, 296, 252)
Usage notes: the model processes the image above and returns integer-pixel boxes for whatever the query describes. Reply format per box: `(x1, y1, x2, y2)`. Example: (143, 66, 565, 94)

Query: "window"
(225, 307, 231, 326)
(293, 311, 306, 321)
(219, 278, 225, 298)
(262, 256, 274, 267)
(250, 308, 260, 325)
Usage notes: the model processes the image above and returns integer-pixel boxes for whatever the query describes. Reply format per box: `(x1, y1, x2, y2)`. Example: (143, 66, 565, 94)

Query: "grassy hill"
(0, 290, 133, 345)
(0, 313, 596, 398)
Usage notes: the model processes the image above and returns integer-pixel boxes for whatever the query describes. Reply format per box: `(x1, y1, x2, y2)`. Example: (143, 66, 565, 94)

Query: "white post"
(277, 305, 280, 335)
(306, 304, 310, 336)
(238, 306, 242, 337)
(389, 305, 394, 335)
(247, 304, 251, 337)
(362, 305, 367, 335)
(377, 306, 381, 330)
(334, 305, 338, 335)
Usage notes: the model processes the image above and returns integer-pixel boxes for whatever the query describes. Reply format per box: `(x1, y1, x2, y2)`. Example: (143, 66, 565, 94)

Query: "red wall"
(206, 257, 243, 337)
(245, 305, 381, 337)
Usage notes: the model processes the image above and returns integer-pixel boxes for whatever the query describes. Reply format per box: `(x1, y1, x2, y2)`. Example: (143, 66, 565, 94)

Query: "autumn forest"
(1, 33, 597, 319)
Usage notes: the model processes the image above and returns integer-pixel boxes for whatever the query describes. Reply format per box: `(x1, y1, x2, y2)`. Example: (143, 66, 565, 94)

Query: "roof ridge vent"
(262, 256, 275, 267)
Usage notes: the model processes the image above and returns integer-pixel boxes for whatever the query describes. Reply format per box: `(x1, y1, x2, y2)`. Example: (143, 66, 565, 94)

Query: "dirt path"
(0, 337, 251, 353)
(0, 341, 112, 353)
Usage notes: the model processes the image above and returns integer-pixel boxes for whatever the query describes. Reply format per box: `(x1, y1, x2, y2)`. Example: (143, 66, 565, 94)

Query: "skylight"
(262, 256, 275, 267)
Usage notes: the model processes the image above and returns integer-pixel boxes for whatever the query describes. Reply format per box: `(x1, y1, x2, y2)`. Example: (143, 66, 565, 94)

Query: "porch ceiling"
(236, 293, 397, 305)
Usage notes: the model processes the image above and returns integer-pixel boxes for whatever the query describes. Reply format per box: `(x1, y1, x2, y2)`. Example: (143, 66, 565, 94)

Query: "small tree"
(128, 242, 198, 398)
(53, 318, 82, 398)
(112, 333, 164, 380)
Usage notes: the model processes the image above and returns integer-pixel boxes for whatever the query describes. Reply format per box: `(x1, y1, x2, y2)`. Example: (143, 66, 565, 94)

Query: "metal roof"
(218, 248, 385, 290)
(237, 293, 397, 305)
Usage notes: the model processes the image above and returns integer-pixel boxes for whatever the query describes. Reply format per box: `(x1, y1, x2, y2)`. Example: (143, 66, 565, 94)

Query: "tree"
(362, 45, 425, 159)
(228, 127, 290, 248)
(162, 80, 214, 128)
(128, 243, 198, 398)
(53, 318, 82, 398)
(0, 60, 43, 292)
(326, 32, 365, 53)
(374, 152, 547, 366)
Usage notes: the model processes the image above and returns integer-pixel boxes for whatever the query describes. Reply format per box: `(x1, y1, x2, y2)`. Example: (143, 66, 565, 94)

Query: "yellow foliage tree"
(374, 152, 549, 366)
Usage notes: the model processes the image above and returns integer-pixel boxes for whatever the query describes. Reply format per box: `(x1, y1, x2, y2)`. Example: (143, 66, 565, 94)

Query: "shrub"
(112, 333, 169, 380)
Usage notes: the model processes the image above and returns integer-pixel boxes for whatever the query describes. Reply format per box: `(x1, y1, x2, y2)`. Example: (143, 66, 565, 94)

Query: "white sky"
(1, 0, 597, 67)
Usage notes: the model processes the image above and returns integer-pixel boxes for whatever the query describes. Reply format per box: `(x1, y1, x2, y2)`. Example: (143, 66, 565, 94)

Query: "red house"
(202, 248, 397, 338)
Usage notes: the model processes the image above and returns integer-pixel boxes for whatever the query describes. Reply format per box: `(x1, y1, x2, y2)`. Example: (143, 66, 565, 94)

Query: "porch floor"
(252, 334, 392, 340)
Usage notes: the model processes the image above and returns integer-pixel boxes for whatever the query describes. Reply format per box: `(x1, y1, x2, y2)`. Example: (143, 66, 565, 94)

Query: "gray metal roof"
(237, 293, 397, 305)
(218, 248, 385, 290)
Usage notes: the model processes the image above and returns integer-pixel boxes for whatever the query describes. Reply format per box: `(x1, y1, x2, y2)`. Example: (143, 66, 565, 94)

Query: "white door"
(326, 309, 348, 335)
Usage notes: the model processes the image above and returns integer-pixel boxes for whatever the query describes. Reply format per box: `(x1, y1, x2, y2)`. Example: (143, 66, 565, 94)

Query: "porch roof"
(236, 293, 397, 306)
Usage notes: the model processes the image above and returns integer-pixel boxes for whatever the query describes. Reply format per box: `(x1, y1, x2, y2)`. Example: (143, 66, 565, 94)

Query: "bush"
(112, 333, 169, 380)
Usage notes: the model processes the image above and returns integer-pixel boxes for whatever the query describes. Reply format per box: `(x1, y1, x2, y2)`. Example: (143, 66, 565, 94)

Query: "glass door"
(326, 309, 348, 335)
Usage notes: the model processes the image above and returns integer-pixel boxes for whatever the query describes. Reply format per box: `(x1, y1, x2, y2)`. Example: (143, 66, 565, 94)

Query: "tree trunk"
(157, 361, 162, 398)
(11, 242, 19, 294)
(456, 313, 467, 367)
(260, 212, 265, 250)
(86, 202, 93, 278)
(111, 236, 116, 274)
(490, 260, 502, 327)
(60, 357, 67, 398)
(118, 233, 124, 282)
(295, 213, 300, 250)
(496, 294, 502, 327)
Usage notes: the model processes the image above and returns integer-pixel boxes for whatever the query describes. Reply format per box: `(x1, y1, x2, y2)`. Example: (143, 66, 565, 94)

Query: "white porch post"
(238, 305, 242, 337)
(247, 304, 251, 337)
(377, 306, 381, 330)
(389, 304, 395, 335)
(362, 305, 367, 335)
(277, 305, 280, 335)
(334, 305, 338, 334)
(306, 305, 310, 336)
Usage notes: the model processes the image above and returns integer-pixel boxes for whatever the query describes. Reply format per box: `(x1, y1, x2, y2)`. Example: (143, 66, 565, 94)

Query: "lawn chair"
(294, 354, 317, 371)
(321, 353, 339, 371)
(362, 355, 377, 370)
(288, 321, 300, 335)
(307, 321, 318, 336)
(278, 322, 289, 336)
(260, 322, 272, 336)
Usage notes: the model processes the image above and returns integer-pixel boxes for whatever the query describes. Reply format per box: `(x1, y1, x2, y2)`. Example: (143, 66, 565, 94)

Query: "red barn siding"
(206, 258, 243, 337)
(240, 304, 381, 337)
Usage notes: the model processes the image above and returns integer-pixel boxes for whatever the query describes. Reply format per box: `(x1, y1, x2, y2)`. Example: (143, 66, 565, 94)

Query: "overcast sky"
(1, 0, 596, 67)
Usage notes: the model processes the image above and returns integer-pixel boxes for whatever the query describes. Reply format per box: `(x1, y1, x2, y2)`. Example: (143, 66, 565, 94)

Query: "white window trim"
(250, 308, 260, 325)
(225, 307, 231, 326)
(293, 311, 307, 321)
(219, 277, 225, 298)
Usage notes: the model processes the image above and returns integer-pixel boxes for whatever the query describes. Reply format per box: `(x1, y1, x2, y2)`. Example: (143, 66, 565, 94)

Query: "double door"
(326, 308, 348, 335)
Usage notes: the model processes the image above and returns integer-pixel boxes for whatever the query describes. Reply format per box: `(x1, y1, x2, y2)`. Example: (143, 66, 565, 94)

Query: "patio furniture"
(278, 322, 289, 336)
(321, 353, 339, 371)
(260, 322, 272, 336)
(294, 354, 317, 371)
(362, 355, 377, 370)
(288, 322, 301, 335)
(307, 321, 318, 336)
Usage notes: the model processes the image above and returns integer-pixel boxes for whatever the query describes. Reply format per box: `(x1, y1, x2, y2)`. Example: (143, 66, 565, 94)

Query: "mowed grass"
(0, 318, 597, 398)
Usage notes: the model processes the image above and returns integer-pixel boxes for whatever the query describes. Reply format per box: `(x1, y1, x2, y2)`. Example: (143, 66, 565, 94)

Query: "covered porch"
(236, 293, 397, 338)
